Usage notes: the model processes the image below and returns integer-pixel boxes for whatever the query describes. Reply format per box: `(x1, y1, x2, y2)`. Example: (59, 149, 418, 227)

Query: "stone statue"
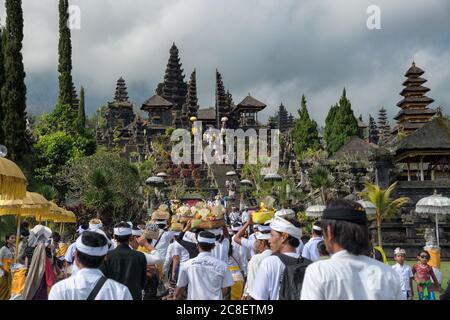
(424, 228, 438, 248)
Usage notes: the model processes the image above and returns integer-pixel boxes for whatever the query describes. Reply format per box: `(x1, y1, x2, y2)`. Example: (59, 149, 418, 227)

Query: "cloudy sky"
(1, 0, 449, 126)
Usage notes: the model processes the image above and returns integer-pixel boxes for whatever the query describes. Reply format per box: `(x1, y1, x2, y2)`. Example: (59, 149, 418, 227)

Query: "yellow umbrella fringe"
(0, 176, 27, 200)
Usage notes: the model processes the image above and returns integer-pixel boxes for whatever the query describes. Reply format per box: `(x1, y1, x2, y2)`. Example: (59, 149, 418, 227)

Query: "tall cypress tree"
(1, 0, 27, 160)
(368, 114, 379, 144)
(0, 27, 5, 144)
(325, 88, 358, 154)
(324, 103, 339, 151)
(58, 0, 73, 107)
(77, 86, 86, 134)
(292, 95, 320, 158)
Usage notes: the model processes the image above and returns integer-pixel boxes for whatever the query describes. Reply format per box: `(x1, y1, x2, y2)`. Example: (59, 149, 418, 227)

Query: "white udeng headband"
(89, 223, 103, 231)
(76, 236, 108, 257)
(270, 216, 302, 241)
(197, 236, 216, 244)
(313, 225, 322, 231)
(113, 227, 132, 236)
(132, 229, 143, 236)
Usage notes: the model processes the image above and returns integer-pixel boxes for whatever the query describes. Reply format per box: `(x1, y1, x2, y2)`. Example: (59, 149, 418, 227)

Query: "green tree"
(77, 86, 86, 134)
(325, 88, 358, 154)
(62, 153, 142, 226)
(359, 181, 409, 248)
(1, 0, 27, 160)
(309, 166, 333, 205)
(368, 114, 379, 144)
(0, 27, 5, 143)
(324, 103, 339, 150)
(291, 95, 320, 158)
(58, 0, 74, 107)
(34, 131, 95, 183)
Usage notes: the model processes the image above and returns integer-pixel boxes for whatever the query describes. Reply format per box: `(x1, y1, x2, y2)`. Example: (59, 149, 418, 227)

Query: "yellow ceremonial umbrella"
(0, 157, 27, 200)
(0, 191, 50, 262)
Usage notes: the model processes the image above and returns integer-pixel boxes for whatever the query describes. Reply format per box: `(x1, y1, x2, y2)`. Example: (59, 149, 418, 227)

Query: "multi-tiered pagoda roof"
(392, 62, 436, 135)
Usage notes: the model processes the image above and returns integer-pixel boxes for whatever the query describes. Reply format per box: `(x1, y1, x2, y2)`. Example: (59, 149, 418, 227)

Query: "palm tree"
(309, 166, 333, 205)
(359, 181, 409, 248)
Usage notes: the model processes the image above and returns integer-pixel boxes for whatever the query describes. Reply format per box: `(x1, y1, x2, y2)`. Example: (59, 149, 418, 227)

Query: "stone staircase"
(209, 163, 239, 201)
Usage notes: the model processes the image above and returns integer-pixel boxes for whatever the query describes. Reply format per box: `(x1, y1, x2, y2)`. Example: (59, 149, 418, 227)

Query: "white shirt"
(228, 211, 241, 224)
(163, 242, 177, 275)
(301, 250, 403, 300)
(177, 252, 234, 300)
(164, 242, 190, 275)
(143, 249, 163, 265)
(0, 246, 14, 261)
(236, 235, 256, 258)
(241, 210, 250, 224)
(392, 263, 413, 292)
(244, 249, 272, 296)
(301, 237, 323, 261)
(49, 268, 132, 300)
(64, 242, 79, 275)
(211, 238, 230, 263)
(173, 242, 190, 265)
(250, 251, 300, 300)
(151, 230, 175, 262)
(231, 239, 250, 276)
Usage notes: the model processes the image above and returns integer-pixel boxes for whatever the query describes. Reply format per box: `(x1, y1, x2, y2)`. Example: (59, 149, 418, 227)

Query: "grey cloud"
(0, 0, 449, 126)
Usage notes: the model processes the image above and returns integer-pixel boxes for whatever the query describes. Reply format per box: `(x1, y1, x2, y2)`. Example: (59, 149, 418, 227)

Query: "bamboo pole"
(14, 214, 21, 264)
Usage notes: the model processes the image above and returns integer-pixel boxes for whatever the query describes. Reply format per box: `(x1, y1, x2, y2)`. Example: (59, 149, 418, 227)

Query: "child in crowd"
(412, 250, 441, 300)
(391, 247, 414, 300)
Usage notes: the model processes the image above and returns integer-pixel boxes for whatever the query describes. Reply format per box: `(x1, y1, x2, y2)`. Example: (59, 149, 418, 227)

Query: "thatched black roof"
(397, 96, 434, 107)
(141, 94, 173, 111)
(405, 62, 425, 76)
(197, 107, 216, 120)
(329, 136, 378, 160)
(394, 108, 437, 120)
(396, 117, 450, 152)
(235, 95, 267, 112)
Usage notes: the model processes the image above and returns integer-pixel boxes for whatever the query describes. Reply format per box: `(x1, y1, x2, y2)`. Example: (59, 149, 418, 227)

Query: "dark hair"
(284, 217, 301, 248)
(317, 240, 328, 256)
(4, 234, 14, 247)
(312, 221, 322, 236)
(417, 250, 430, 259)
(198, 242, 215, 251)
(197, 231, 216, 251)
(321, 219, 369, 255)
(76, 231, 108, 268)
(76, 251, 105, 268)
(20, 222, 29, 229)
(320, 199, 369, 255)
(51, 232, 61, 243)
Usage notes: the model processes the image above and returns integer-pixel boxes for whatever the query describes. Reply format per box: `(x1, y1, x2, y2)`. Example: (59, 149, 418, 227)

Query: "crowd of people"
(0, 198, 449, 300)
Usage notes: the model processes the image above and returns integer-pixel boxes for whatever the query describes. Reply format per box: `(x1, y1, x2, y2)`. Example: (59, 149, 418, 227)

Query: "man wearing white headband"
(301, 221, 323, 262)
(175, 231, 234, 300)
(243, 231, 272, 299)
(49, 231, 132, 300)
(149, 220, 175, 264)
(233, 220, 259, 258)
(89, 219, 103, 231)
(250, 216, 311, 300)
(210, 227, 230, 263)
(229, 223, 250, 278)
(100, 222, 147, 300)
(64, 223, 89, 277)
